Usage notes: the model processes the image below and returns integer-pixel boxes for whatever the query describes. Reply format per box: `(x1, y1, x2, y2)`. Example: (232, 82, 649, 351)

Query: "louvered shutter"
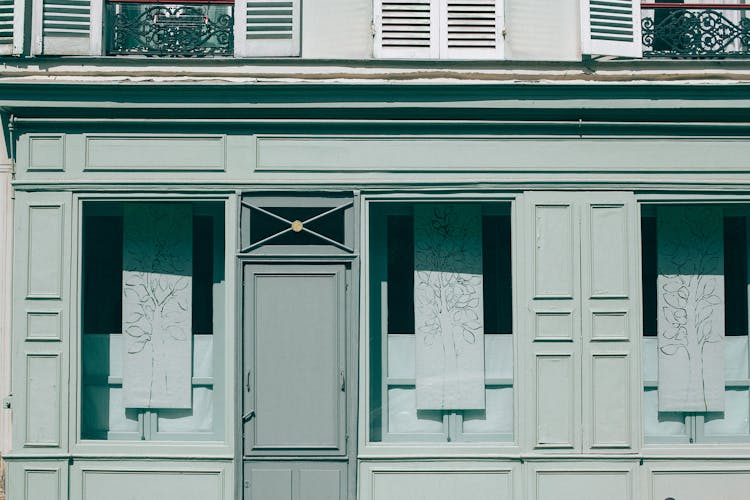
(581, 0, 642, 57)
(440, 0, 503, 59)
(33, 0, 101, 55)
(235, 0, 301, 57)
(374, 0, 438, 58)
(0, 0, 23, 54)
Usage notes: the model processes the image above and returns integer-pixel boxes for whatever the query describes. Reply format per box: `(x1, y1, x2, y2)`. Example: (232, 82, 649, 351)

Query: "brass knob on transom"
(291, 220, 303, 232)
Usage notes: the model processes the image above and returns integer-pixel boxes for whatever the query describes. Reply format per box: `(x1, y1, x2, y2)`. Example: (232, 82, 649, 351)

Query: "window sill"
(358, 442, 521, 459)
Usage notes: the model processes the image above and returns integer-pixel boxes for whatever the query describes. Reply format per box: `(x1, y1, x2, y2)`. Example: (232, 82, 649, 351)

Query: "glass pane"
(644, 388, 688, 437)
(387, 387, 443, 434)
(193, 334, 213, 379)
(82, 385, 139, 438)
(725, 336, 749, 379)
(485, 334, 512, 380)
(83, 216, 123, 334)
(704, 388, 750, 436)
(250, 207, 345, 245)
(643, 337, 658, 381)
(157, 387, 214, 433)
(387, 334, 415, 379)
(482, 215, 512, 334)
(387, 215, 414, 334)
(462, 387, 513, 435)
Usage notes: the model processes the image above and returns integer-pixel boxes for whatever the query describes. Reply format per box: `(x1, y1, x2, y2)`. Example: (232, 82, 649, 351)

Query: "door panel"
(243, 264, 346, 456)
(245, 461, 347, 500)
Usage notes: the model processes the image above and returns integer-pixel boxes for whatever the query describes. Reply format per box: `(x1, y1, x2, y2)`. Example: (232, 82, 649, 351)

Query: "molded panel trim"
(84, 135, 227, 171)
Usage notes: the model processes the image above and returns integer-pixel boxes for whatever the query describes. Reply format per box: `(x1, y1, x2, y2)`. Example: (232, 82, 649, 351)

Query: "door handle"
(242, 410, 255, 423)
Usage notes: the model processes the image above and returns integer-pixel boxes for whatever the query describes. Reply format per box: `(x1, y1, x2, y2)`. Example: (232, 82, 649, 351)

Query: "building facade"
(2, 1, 750, 499)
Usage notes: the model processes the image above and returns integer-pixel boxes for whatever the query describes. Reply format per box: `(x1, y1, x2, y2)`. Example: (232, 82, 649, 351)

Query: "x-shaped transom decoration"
(241, 200, 353, 253)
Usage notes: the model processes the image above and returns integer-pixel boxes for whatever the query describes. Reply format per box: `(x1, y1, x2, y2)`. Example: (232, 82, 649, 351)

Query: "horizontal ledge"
(13, 117, 750, 129)
(3, 453, 234, 460)
(643, 3, 750, 9)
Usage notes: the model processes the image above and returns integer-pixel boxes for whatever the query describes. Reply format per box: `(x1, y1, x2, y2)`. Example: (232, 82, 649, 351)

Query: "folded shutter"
(581, 0, 642, 58)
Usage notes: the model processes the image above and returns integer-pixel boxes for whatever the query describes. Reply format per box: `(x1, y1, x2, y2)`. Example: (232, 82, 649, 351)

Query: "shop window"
(80, 201, 225, 441)
(642, 205, 750, 444)
(369, 202, 513, 443)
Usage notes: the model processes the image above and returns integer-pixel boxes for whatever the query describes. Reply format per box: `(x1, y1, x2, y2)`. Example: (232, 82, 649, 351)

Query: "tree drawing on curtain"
(414, 204, 485, 410)
(657, 206, 725, 412)
(122, 203, 193, 409)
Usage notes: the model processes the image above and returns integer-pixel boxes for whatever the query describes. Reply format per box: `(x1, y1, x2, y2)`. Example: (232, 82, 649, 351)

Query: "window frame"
(358, 193, 521, 458)
(71, 193, 236, 457)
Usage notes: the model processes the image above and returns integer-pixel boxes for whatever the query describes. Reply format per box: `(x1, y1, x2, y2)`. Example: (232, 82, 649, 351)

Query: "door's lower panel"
(244, 460, 347, 500)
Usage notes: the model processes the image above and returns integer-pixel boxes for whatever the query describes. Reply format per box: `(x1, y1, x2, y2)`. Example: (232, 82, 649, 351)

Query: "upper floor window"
(373, 0, 504, 59)
(641, 1, 750, 58)
(33, 0, 301, 56)
(107, 0, 235, 56)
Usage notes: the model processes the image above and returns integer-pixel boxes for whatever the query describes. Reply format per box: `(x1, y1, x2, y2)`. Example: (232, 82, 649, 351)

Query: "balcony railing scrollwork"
(107, 0, 233, 56)
(642, 2, 750, 58)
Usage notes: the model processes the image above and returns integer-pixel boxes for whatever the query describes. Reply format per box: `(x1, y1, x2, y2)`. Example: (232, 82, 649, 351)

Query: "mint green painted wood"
(533, 467, 634, 500)
(372, 471, 509, 500)
(521, 192, 640, 454)
(25, 468, 61, 499)
(522, 193, 580, 451)
(85, 135, 227, 171)
(246, 461, 346, 500)
(5, 460, 68, 500)
(580, 195, 640, 452)
(12, 191, 72, 454)
(651, 469, 750, 500)
(78, 469, 223, 500)
(256, 137, 750, 173)
(28, 135, 65, 171)
(250, 468, 292, 500)
(243, 264, 346, 455)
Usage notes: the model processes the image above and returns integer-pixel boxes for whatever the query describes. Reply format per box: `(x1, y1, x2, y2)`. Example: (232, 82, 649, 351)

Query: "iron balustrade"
(642, 2, 750, 58)
(106, 0, 233, 56)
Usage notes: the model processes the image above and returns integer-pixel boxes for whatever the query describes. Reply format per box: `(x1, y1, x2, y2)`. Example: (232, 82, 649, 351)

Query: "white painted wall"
(301, 0, 373, 59)
(505, 0, 581, 61)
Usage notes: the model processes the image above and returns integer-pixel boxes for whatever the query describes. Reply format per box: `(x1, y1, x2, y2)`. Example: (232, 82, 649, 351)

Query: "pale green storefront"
(3, 80, 750, 500)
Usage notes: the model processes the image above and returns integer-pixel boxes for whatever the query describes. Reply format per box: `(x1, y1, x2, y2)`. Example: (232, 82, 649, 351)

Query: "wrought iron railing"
(106, 0, 233, 56)
(642, 3, 750, 58)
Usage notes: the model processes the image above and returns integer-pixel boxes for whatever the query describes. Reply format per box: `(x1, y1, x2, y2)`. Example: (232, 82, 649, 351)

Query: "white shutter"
(374, 0, 438, 58)
(0, 0, 24, 54)
(235, 0, 301, 57)
(33, 0, 101, 55)
(440, 0, 503, 59)
(581, 0, 642, 58)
